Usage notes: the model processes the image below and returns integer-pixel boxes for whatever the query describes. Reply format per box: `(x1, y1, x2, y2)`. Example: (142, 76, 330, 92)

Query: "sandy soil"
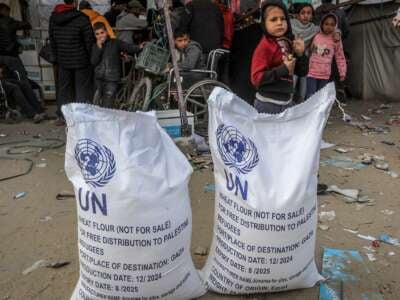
(0, 100, 399, 300)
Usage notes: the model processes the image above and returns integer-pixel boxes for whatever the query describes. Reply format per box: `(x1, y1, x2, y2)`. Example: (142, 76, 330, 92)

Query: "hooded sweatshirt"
(175, 40, 205, 70)
(308, 13, 346, 80)
(251, 0, 309, 103)
(81, 8, 116, 39)
(49, 4, 95, 69)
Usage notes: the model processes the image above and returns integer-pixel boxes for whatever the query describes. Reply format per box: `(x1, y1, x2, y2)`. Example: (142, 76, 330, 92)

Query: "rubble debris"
(194, 247, 208, 256)
(320, 140, 335, 149)
(14, 192, 27, 199)
(335, 147, 352, 154)
(378, 234, 400, 247)
(327, 185, 359, 201)
(380, 209, 395, 215)
(388, 171, 399, 178)
(357, 234, 377, 242)
(318, 224, 330, 231)
(372, 240, 381, 248)
(56, 191, 75, 200)
(35, 163, 47, 168)
(321, 156, 367, 170)
(319, 248, 383, 300)
(361, 115, 372, 121)
(375, 162, 389, 171)
(319, 211, 336, 222)
(366, 253, 377, 262)
(381, 141, 395, 146)
(22, 260, 70, 275)
(40, 216, 52, 222)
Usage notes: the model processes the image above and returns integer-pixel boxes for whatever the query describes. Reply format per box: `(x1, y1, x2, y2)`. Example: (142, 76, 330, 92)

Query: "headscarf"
(260, 0, 294, 40)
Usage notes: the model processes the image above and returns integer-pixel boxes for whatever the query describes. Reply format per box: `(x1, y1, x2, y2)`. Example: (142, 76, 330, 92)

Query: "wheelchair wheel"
(125, 77, 152, 112)
(184, 79, 231, 136)
(5, 109, 22, 123)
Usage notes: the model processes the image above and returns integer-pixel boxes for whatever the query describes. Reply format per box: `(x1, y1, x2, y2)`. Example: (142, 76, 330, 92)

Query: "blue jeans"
(306, 77, 330, 100)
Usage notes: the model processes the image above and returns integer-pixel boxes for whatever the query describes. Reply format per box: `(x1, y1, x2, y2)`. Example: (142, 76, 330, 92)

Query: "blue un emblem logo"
(74, 139, 116, 188)
(216, 124, 259, 175)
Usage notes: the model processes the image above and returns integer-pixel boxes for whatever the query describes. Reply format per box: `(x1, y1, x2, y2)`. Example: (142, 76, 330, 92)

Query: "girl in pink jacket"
(306, 13, 346, 99)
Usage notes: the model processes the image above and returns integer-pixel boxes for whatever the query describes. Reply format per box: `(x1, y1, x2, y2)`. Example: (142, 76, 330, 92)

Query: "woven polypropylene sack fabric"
(201, 83, 336, 294)
(62, 104, 206, 300)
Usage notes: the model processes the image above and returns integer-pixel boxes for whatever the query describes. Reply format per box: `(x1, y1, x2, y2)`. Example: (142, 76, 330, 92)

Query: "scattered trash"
(319, 248, 383, 300)
(187, 154, 213, 170)
(344, 228, 358, 234)
(14, 192, 27, 199)
(388, 252, 395, 256)
(365, 253, 377, 262)
(372, 240, 381, 248)
(375, 162, 389, 171)
(22, 260, 48, 275)
(320, 140, 335, 150)
(40, 216, 52, 222)
(22, 260, 70, 275)
(194, 247, 208, 256)
(334, 147, 352, 154)
(192, 134, 210, 153)
(363, 246, 376, 252)
(321, 156, 367, 170)
(380, 104, 392, 109)
(380, 209, 395, 215)
(35, 163, 47, 168)
(357, 234, 377, 242)
(388, 171, 399, 178)
(203, 183, 215, 193)
(361, 115, 372, 121)
(327, 185, 359, 201)
(56, 191, 75, 200)
(318, 224, 330, 231)
(0, 133, 7, 137)
(319, 211, 336, 222)
(381, 140, 395, 146)
(47, 261, 70, 269)
(387, 116, 400, 126)
(378, 234, 400, 247)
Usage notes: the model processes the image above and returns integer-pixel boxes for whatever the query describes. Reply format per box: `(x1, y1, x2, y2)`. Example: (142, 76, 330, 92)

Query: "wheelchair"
(0, 80, 22, 123)
(137, 48, 232, 136)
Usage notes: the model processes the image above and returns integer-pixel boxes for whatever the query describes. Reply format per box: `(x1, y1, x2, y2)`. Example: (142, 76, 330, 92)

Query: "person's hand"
(283, 56, 296, 75)
(334, 31, 341, 42)
(139, 42, 146, 49)
(340, 75, 345, 82)
(96, 39, 104, 49)
(393, 15, 400, 27)
(292, 36, 305, 56)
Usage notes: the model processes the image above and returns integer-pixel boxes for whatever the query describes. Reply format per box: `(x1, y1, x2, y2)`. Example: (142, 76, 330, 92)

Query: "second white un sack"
(63, 104, 206, 300)
(201, 84, 336, 294)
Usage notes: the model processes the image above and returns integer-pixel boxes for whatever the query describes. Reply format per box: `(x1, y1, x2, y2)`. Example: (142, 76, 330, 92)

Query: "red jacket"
(251, 36, 308, 102)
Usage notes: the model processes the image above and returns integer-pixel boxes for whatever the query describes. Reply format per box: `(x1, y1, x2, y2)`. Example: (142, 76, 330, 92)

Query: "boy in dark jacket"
(251, 0, 308, 114)
(91, 22, 141, 108)
(174, 29, 205, 89)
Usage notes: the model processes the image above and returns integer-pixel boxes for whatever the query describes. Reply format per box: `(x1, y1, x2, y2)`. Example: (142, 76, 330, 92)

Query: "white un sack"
(201, 83, 336, 294)
(62, 104, 206, 300)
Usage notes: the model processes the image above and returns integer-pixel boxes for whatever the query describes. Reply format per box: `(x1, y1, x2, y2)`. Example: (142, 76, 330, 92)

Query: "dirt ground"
(0, 100, 399, 300)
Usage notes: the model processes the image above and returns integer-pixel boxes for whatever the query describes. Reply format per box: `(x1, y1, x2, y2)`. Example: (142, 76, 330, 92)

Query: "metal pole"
(162, 1, 191, 136)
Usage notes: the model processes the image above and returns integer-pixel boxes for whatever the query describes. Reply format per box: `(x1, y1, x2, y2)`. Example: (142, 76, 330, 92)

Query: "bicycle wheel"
(184, 79, 231, 136)
(127, 77, 152, 112)
(142, 82, 169, 111)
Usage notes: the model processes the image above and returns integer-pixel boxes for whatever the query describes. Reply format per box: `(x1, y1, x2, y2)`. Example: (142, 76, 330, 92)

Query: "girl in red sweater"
(251, 0, 308, 114)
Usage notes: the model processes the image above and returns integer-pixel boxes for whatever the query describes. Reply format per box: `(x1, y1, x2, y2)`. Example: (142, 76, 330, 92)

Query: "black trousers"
(57, 66, 93, 117)
(94, 80, 119, 108)
(1, 80, 37, 117)
(7, 78, 44, 114)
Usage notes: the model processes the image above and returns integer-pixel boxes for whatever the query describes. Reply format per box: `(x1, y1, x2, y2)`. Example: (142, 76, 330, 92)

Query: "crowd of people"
(0, 0, 397, 125)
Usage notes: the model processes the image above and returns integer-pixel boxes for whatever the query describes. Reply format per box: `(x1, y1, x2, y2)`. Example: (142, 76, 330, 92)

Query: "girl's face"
(264, 6, 288, 38)
(322, 16, 336, 34)
(298, 6, 313, 25)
